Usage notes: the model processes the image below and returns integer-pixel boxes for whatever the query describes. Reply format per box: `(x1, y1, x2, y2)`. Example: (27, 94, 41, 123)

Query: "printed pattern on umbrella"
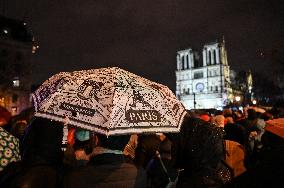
(32, 67, 187, 135)
(0, 127, 21, 171)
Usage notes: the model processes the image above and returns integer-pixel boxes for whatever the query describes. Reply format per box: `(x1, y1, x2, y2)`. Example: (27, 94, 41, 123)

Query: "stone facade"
(176, 39, 233, 109)
(0, 16, 36, 115)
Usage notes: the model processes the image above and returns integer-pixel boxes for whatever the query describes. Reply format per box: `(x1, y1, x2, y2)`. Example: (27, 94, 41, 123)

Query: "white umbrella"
(32, 67, 187, 136)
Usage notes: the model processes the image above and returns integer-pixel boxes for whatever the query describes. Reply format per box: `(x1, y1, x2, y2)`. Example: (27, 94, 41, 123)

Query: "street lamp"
(234, 96, 241, 109)
(235, 96, 241, 102)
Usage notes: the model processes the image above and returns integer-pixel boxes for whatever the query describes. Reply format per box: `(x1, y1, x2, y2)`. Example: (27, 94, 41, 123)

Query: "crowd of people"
(0, 105, 283, 188)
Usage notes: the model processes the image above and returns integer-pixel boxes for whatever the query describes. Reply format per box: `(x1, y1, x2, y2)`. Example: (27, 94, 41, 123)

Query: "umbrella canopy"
(0, 127, 21, 171)
(265, 118, 284, 139)
(248, 106, 266, 114)
(32, 67, 187, 136)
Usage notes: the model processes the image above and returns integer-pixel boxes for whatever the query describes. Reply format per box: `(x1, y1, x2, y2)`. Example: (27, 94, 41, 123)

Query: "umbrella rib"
(89, 98, 110, 121)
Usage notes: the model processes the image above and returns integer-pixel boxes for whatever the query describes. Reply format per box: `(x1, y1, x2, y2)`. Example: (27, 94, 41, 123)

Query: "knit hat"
(75, 129, 90, 141)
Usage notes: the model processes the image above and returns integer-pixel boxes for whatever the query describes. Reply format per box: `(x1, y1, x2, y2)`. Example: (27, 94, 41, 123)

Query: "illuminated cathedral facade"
(175, 39, 233, 109)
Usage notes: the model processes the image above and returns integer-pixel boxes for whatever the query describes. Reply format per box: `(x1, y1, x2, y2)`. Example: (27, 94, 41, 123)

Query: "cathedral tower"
(176, 38, 232, 109)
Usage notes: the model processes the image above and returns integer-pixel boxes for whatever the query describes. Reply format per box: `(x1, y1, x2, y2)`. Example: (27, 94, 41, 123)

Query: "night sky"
(4, 0, 284, 91)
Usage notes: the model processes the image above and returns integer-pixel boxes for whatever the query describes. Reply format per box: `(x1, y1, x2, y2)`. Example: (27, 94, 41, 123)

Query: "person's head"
(234, 110, 244, 120)
(214, 110, 224, 116)
(21, 117, 64, 164)
(247, 109, 257, 120)
(174, 114, 225, 170)
(73, 129, 94, 160)
(96, 134, 130, 151)
(11, 120, 28, 139)
(211, 115, 225, 128)
(223, 108, 233, 118)
(226, 116, 234, 124)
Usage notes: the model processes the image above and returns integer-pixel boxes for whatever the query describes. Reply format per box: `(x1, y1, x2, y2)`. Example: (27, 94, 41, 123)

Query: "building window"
(194, 72, 203, 79)
(182, 56, 185, 70)
(208, 51, 212, 65)
(215, 86, 218, 92)
(213, 50, 217, 65)
(186, 54, 190, 69)
(13, 77, 20, 87)
(215, 70, 218, 76)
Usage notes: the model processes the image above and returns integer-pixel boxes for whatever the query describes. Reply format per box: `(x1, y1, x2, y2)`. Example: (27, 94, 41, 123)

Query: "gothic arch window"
(185, 55, 188, 69)
(208, 51, 212, 65)
(181, 55, 184, 70)
(186, 54, 190, 69)
(213, 50, 217, 65)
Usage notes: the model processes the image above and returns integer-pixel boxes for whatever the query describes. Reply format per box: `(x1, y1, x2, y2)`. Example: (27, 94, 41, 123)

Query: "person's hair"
(73, 139, 93, 155)
(97, 134, 130, 151)
(223, 108, 233, 117)
(21, 117, 64, 164)
(247, 109, 257, 120)
(214, 110, 223, 116)
(10, 120, 28, 139)
(173, 114, 226, 170)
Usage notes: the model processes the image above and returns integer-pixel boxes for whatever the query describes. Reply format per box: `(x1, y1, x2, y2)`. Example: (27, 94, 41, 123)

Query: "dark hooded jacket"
(173, 115, 233, 188)
(0, 117, 64, 188)
(63, 134, 147, 188)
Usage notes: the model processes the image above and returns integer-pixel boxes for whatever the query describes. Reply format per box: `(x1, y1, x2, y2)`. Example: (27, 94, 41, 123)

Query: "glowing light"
(252, 100, 257, 105)
(13, 78, 20, 87)
(235, 96, 241, 102)
(3, 29, 8, 34)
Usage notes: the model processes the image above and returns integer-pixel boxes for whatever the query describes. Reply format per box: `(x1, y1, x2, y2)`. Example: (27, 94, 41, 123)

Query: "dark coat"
(224, 123, 245, 146)
(63, 153, 147, 188)
(0, 117, 64, 188)
(222, 131, 284, 188)
(145, 137, 177, 188)
(0, 160, 61, 188)
(174, 116, 233, 188)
